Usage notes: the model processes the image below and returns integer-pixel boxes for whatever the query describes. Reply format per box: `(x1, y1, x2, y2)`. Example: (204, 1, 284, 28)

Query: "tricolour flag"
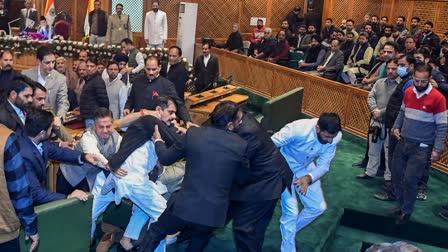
(83, 0, 95, 36)
(44, 0, 56, 26)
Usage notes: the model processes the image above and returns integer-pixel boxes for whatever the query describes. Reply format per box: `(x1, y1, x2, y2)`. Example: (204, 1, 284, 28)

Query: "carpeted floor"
(102, 130, 448, 252)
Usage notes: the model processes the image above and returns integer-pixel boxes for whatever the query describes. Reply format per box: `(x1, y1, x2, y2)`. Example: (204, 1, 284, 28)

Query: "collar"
(31, 141, 44, 154)
(203, 54, 211, 60)
(38, 65, 51, 81)
(8, 100, 23, 115)
(413, 83, 433, 99)
(147, 74, 160, 83)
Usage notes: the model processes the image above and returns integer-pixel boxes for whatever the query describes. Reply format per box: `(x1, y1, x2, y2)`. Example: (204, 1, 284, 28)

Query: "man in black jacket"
(124, 56, 195, 127)
(228, 112, 292, 252)
(137, 101, 249, 252)
(191, 42, 220, 92)
(88, 0, 108, 44)
(160, 46, 189, 100)
(0, 78, 33, 132)
(0, 50, 20, 103)
(80, 57, 109, 128)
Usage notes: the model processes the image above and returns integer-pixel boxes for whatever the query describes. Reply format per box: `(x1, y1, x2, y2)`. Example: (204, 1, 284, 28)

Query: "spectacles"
(414, 79, 429, 85)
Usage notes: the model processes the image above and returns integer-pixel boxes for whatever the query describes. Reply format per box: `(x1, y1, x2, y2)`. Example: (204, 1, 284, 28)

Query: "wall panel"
(197, 0, 239, 38)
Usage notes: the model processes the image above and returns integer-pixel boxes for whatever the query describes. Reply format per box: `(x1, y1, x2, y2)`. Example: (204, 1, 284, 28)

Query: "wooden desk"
(186, 85, 238, 108)
(189, 93, 249, 125)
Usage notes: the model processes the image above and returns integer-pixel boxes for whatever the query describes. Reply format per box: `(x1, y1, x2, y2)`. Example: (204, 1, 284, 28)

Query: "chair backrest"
(54, 20, 71, 39)
(261, 87, 304, 132)
(243, 40, 251, 49)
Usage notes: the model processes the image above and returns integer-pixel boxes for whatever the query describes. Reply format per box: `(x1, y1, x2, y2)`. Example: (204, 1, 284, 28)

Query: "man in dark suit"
(0, 0, 9, 34)
(18, 109, 99, 205)
(19, 0, 38, 32)
(160, 46, 189, 100)
(137, 101, 249, 252)
(228, 112, 292, 251)
(191, 42, 219, 93)
(0, 51, 21, 103)
(0, 77, 33, 132)
(315, 39, 345, 80)
(124, 56, 195, 128)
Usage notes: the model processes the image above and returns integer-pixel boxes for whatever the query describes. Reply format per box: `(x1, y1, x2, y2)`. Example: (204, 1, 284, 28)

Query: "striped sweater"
(393, 85, 447, 153)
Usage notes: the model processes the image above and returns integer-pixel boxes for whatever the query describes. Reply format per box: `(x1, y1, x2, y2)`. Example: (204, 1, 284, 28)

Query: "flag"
(44, 0, 56, 26)
(84, 0, 95, 36)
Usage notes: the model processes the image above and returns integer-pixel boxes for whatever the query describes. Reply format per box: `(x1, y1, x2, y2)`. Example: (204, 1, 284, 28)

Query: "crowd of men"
(1, 2, 448, 252)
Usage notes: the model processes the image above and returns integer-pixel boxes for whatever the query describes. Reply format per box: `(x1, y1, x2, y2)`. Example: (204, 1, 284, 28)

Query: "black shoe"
(356, 173, 374, 179)
(382, 181, 392, 190)
(416, 188, 427, 201)
(374, 192, 396, 201)
(352, 160, 367, 168)
(395, 213, 411, 225)
(442, 204, 448, 211)
(438, 209, 448, 221)
(386, 207, 402, 216)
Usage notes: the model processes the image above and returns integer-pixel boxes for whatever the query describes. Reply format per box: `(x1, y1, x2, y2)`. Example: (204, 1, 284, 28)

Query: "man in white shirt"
(102, 61, 127, 119)
(271, 113, 342, 252)
(120, 38, 145, 81)
(144, 0, 167, 49)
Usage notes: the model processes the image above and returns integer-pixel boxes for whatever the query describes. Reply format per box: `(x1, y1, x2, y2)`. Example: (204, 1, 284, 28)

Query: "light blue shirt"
(32, 141, 44, 156)
(271, 118, 342, 182)
(8, 100, 26, 124)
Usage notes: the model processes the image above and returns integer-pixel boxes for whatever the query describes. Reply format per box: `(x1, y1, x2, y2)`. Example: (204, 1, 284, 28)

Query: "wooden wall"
(32, 0, 448, 44)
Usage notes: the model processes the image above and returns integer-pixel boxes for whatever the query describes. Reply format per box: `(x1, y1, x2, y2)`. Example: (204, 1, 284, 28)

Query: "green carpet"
(99, 130, 448, 252)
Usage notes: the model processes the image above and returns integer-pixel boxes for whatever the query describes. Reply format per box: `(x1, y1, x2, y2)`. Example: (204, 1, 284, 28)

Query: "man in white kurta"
(144, 1, 168, 49)
(271, 113, 342, 252)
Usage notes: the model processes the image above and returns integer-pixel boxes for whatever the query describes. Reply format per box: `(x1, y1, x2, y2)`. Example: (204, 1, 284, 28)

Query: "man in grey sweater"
(356, 59, 400, 181)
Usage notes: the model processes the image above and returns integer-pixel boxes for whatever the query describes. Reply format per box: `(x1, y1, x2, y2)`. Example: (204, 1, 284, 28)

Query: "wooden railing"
(207, 45, 448, 173)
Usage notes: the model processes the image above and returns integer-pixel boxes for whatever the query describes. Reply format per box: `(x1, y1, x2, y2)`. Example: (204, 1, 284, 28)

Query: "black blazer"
(155, 126, 249, 227)
(231, 113, 292, 201)
(160, 61, 189, 100)
(193, 54, 219, 92)
(19, 8, 38, 31)
(0, 101, 24, 132)
(0, 8, 9, 32)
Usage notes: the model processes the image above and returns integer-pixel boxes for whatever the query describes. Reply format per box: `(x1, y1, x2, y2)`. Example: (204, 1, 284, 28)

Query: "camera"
(369, 126, 381, 143)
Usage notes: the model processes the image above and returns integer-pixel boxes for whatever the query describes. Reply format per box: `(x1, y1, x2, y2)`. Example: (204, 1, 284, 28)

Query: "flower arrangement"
(0, 35, 193, 72)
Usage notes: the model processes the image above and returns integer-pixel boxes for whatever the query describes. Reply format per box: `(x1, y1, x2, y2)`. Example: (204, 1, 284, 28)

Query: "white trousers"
(280, 178, 327, 252)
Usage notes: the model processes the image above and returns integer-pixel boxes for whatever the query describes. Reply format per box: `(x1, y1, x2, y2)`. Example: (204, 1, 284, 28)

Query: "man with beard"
(378, 16, 389, 38)
(268, 30, 290, 66)
(0, 77, 33, 132)
(322, 18, 337, 46)
(103, 61, 127, 120)
(80, 57, 109, 128)
(374, 25, 394, 56)
(88, 0, 108, 45)
(300, 24, 318, 53)
(408, 17, 422, 41)
(17, 109, 99, 205)
(418, 21, 440, 59)
(356, 13, 372, 33)
(106, 3, 132, 45)
(290, 25, 307, 51)
(161, 46, 189, 100)
(343, 19, 359, 42)
(392, 27, 405, 52)
(55, 56, 78, 96)
(395, 16, 408, 39)
(277, 20, 293, 45)
(121, 38, 145, 82)
(30, 81, 73, 143)
(364, 24, 378, 48)
(342, 32, 374, 84)
(125, 56, 195, 128)
(0, 51, 20, 101)
(391, 63, 447, 224)
(340, 32, 355, 64)
(144, 0, 167, 49)
(272, 113, 342, 252)
(250, 19, 266, 47)
(137, 101, 249, 252)
(298, 35, 326, 71)
(371, 15, 380, 35)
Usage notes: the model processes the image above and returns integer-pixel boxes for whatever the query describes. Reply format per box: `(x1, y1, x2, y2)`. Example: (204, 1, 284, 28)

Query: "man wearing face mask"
(374, 54, 415, 201)
(391, 63, 447, 224)
(144, 0, 167, 49)
(271, 113, 342, 252)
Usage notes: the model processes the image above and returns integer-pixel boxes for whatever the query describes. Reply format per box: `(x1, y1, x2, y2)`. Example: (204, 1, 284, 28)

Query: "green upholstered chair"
(287, 50, 305, 69)
(19, 195, 93, 252)
(260, 87, 304, 132)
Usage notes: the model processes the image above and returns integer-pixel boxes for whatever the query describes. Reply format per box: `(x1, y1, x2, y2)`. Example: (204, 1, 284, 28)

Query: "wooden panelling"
(208, 45, 448, 173)
(197, 0, 239, 38)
